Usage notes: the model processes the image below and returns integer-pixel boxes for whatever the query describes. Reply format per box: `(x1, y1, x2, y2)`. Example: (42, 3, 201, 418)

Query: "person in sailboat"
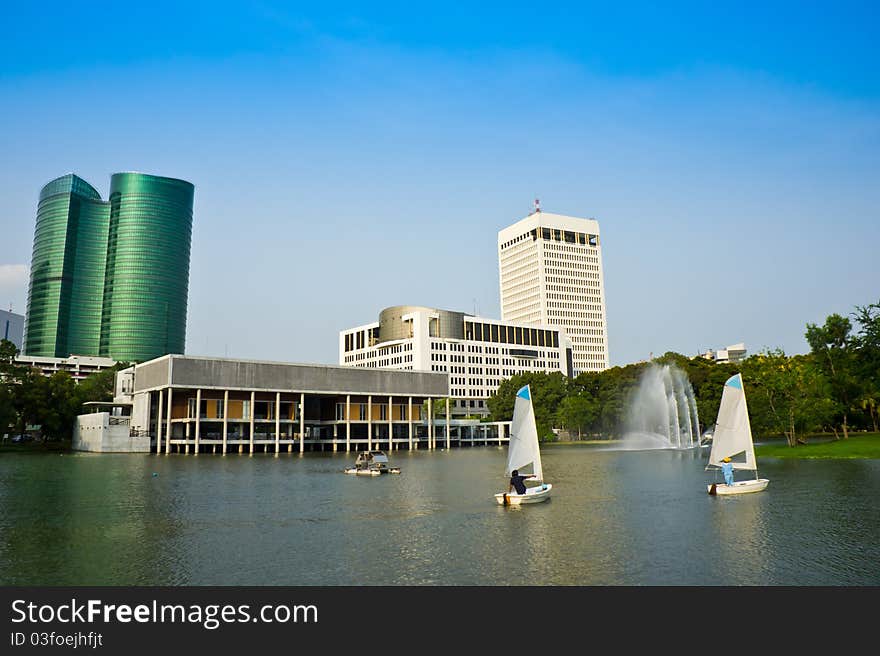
(720, 457, 734, 486)
(509, 469, 535, 495)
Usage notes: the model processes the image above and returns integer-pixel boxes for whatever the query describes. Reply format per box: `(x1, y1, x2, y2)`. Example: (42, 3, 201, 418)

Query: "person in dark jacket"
(509, 469, 535, 495)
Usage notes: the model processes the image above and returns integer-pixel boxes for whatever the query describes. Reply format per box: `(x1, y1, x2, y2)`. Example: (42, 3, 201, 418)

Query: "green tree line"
(0, 339, 130, 443)
(487, 300, 880, 446)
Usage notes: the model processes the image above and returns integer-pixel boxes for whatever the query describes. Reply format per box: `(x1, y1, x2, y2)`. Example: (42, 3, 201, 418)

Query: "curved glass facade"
(24, 172, 194, 362)
(99, 173, 194, 362)
(24, 175, 109, 357)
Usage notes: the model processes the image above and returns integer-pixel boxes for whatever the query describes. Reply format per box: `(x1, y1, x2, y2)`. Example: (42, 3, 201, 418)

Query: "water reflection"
(1, 447, 877, 585)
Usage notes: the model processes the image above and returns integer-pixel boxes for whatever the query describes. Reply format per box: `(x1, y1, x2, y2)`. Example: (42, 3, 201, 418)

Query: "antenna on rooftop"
(534, 198, 541, 213)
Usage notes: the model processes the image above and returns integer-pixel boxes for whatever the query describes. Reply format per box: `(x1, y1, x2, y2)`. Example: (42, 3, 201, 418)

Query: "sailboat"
(494, 385, 552, 505)
(705, 373, 769, 495)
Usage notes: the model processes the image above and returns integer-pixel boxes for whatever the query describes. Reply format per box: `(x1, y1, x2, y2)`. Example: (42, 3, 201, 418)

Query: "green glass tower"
(24, 172, 194, 363)
(99, 173, 194, 362)
(24, 174, 110, 357)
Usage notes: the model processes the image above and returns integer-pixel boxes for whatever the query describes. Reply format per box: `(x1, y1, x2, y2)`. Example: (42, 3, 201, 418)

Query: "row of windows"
(501, 227, 598, 250)
(464, 322, 559, 347)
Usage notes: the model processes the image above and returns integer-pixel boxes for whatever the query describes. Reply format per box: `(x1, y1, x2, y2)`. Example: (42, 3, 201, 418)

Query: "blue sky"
(1, 1, 878, 367)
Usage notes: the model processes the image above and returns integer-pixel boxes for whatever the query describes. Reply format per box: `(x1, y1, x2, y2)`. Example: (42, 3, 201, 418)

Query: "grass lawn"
(755, 432, 880, 459)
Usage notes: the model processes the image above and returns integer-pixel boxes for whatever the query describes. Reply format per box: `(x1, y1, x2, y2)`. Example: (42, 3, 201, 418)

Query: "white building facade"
(699, 343, 747, 364)
(498, 209, 609, 375)
(14, 353, 116, 382)
(340, 306, 573, 417)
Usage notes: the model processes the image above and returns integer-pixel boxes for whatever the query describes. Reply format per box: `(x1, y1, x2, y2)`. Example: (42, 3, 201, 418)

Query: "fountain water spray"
(621, 363, 701, 449)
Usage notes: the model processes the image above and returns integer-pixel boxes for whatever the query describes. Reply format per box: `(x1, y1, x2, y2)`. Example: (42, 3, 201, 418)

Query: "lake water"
(1, 445, 878, 586)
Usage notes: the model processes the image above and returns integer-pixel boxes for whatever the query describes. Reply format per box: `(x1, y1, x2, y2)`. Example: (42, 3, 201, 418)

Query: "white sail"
(707, 373, 758, 471)
(505, 385, 543, 482)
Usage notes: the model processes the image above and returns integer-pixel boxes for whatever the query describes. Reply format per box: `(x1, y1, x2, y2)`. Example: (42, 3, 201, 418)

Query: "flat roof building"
(75, 353, 504, 453)
(340, 305, 573, 417)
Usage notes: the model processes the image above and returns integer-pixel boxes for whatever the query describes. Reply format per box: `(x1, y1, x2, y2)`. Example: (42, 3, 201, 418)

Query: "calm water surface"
(1, 445, 878, 586)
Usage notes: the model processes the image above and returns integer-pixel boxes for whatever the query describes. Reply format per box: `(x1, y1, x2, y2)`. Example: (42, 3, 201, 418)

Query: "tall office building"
(23, 172, 194, 362)
(99, 173, 195, 362)
(498, 206, 609, 374)
(24, 175, 109, 358)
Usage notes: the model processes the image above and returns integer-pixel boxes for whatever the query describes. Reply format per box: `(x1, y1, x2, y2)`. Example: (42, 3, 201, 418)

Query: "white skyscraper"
(498, 205, 609, 374)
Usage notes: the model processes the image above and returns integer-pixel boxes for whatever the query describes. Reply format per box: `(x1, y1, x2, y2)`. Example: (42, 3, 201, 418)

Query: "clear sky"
(1, 1, 877, 367)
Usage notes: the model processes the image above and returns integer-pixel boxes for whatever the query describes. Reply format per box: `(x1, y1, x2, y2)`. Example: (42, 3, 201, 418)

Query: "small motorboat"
(343, 450, 401, 475)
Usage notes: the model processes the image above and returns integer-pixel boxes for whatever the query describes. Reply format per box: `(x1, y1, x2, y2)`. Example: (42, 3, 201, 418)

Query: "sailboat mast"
(740, 373, 760, 479)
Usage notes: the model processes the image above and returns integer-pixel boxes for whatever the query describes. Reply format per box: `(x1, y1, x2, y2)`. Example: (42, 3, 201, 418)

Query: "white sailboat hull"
(707, 478, 769, 495)
(495, 483, 552, 505)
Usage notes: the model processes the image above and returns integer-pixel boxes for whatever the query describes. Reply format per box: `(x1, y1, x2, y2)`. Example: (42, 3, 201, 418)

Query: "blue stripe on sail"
(726, 374, 742, 389)
(517, 385, 531, 400)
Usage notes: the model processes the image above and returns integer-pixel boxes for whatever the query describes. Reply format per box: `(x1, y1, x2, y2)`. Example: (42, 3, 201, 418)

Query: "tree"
(556, 393, 598, 438)
(0, 338, 25, 380)
(40, 371, 79, 440)
(742, 350, 835, 446)
(852, 300, 880, 432)
(805, 314, 860, 439)
(487, 372, 569, 441)
(0, 384, 15, 439)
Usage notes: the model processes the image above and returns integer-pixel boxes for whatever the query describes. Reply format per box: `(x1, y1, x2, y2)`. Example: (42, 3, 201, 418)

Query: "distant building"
(699, 343, 747, 364)
(0, 308, 24, 350)
(14, 354, 117, 382)
(498, 206, 609, 375)
(23, 172, 194, 362)
(340, 305, 573, 417)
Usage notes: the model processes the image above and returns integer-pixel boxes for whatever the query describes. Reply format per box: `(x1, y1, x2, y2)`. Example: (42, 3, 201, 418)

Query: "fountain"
(620, 363, 701, 449)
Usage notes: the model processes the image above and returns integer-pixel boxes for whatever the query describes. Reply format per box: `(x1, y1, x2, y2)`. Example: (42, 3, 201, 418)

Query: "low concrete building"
(73, 407, 149, 453)
(85, 354, 507, 454)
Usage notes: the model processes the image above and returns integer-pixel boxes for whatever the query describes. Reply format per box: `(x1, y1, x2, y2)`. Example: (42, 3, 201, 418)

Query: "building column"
(222, 390, 229, 455)
(275, 391, 281, 455)
(388, 395, 393, 451)
(345, 394, 351, 453)
(408, 397, 413, 451)
(332, 423, 338, 452)
(445, 397, 451, 449)
(367, 395, 372, 451)
(165, 388, 173, 454)
(194, 388, 201, 455)
(185, 422, 190, 454)
(428, 398, 433, 450)
(299, 392, 305, 453)
(249, 391, 255, 456)
(155, 390, 164, 454)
